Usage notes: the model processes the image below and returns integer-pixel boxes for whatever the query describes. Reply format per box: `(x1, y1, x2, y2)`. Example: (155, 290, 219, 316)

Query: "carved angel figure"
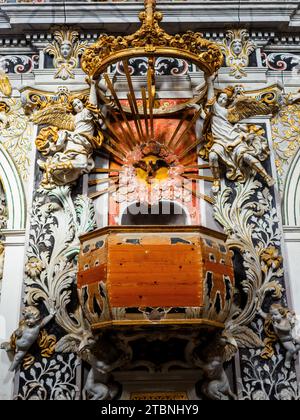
(83, 352, 124, 401)
(56, 331, 128, 400)
(193, 334, 237, 400)
(258, 304, 300, 369)
(32, 79, 107, 189)
(0, 306, 56, 372)
(191, 74, 274, 193)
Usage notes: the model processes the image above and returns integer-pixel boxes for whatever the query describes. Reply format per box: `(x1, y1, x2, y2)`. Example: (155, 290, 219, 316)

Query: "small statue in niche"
(31, 78, 108, 189)
(44, 27, 88, 80)
(258, 304, 300, 369)
(220, 29, 256, 79)
(190, 73, 275, 194)
(0, 306, 56, 372)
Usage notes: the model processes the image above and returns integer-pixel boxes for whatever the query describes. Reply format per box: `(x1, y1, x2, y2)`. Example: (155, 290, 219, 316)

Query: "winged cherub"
(190, 73, 275, 193)
(32, 78, 107, 189)
(56, 331, 129, 400)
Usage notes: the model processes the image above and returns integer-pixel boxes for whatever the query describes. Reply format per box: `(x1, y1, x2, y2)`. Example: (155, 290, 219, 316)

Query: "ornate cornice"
(0, 2, 299, 31)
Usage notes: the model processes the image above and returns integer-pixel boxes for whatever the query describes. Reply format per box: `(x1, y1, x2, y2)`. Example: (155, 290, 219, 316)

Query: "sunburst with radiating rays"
(88, 59, 214, 207)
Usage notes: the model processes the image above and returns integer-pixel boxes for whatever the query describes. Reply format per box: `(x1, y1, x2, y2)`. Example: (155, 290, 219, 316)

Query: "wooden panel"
(109, 233, 199, 246)
(78, 235, 108, 271)
(107, 234, 203, 308)
(78, 265, 106, 287)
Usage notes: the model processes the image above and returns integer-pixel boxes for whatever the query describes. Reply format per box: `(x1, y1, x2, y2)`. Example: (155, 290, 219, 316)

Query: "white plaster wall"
(0, 118, 36, 400)
(0, 230, 26, 400)
(284, 228, 300, 316)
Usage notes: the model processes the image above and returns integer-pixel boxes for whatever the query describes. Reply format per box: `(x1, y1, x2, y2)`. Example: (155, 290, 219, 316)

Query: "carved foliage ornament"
(271, 99, 300, 192)
(44, 27, 88, 80)
(220, 29, 256, 79)
(81, 0, 223, 78)
(0, 98, 33, 181)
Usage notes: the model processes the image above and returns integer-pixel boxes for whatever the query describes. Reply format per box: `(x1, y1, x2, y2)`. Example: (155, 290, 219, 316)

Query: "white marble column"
(0, 230, 26, 400)
(283, 227, 300, 316)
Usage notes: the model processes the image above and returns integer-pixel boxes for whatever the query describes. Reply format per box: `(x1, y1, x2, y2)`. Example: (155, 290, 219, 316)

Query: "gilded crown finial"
(81, 0, 223, 78)
(144, 0, 156, 26)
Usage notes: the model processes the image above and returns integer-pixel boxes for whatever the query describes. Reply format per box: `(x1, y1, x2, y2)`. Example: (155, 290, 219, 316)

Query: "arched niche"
(0, 144, 26, 230)
(283, 148, 300, 226)
(121, 201, 190, 226)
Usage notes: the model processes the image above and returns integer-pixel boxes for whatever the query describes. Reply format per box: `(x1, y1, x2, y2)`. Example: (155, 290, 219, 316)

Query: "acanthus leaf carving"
(220, 29, 256, 79)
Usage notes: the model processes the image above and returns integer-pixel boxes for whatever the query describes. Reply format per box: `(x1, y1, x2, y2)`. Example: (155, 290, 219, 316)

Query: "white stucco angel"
(258, 304, 300, 369)
(32, 78, 108, 189)
(190, 73, 275, 194)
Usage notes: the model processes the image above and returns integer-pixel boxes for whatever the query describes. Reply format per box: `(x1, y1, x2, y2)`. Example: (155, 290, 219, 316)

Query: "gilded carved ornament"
(0, 71, 12, 98)
(14, 0, 298, 400)
(0, 98, 33, 182)
(44, 27, 88, 80)
(81, 0, 223, 78)
(26, 81, 107, 189)
(271, 93, 300, 191)
(220, 29, 256, 79)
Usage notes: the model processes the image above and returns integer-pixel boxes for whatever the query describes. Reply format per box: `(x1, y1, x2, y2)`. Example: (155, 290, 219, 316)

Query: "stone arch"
(283, 148, 300, 226)
(0, 144, 26, 229)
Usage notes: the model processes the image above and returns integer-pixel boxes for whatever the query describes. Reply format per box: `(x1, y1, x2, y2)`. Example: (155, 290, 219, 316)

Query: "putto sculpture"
(0, 306, 56, 372)
(259, 304, 300, 369)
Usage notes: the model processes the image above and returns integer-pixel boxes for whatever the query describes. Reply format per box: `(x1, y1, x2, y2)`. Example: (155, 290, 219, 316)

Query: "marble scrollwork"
(262, 52, 300, 73)
(44, 27, 88, 80)
(0, 54, 39, 75)
(115, 57, 189, 77)
(220, 29, 256, 79)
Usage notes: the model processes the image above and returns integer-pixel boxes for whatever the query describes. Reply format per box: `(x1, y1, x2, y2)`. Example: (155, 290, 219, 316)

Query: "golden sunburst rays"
(89, 58, 214, 206)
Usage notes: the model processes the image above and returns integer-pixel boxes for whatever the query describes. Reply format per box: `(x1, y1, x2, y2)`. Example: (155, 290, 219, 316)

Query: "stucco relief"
(0, 98, 33, 182)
